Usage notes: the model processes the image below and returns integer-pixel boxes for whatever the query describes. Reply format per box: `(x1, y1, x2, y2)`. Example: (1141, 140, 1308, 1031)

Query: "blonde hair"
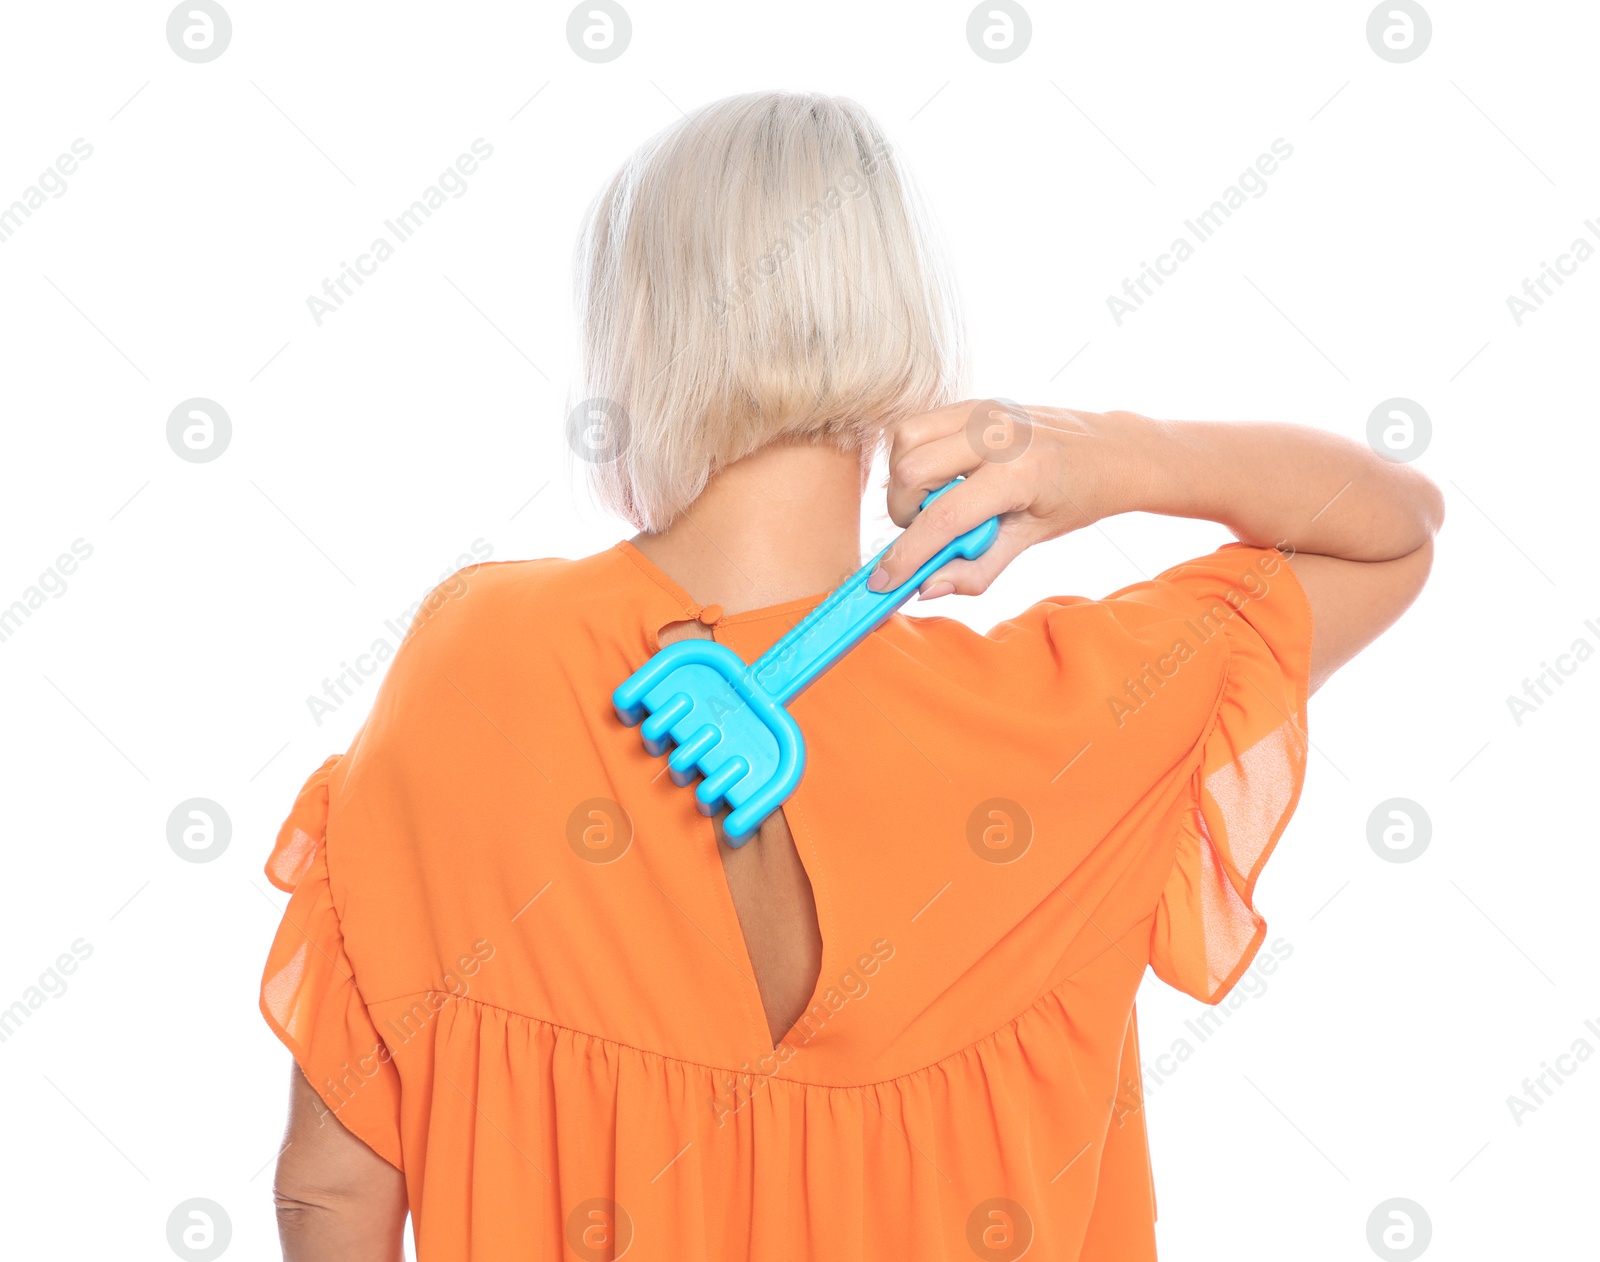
(572, 91, 966, 532)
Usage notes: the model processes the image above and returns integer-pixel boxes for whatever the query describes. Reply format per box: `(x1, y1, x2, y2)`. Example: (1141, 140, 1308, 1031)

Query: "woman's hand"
(868, 401, 1154, 598)
(870, 399, 1446, 695)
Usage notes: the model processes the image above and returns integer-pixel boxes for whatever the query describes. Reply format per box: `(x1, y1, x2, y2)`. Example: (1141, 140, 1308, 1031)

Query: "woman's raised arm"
(869, 402, 1445, 695)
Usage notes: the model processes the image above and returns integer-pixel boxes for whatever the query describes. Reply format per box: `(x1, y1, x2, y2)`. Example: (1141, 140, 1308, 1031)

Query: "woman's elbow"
(273, 1064, 408, 1259)
(273, 1173, 408, 1262)
(1394, 463, 1446, 552)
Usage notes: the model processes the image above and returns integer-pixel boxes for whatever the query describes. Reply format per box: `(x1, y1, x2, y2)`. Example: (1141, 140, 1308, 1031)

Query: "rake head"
(612, 639, 803, 844)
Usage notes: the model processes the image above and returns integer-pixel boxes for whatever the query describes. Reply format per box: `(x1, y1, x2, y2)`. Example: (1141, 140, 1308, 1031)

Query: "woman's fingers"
(886, 400, 975, 464)
(884, 429, 983, 526)
(873, 400, 1133, 600)
(883, 398, 1017, 527)
(867, 465, 1029, 592)
(914, 524, 1032, 599)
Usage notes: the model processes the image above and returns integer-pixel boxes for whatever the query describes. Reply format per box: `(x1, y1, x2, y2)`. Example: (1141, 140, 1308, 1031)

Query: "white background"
(1, 1, 1595, 1258)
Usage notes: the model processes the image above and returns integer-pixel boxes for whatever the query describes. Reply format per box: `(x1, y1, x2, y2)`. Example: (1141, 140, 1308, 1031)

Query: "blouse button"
(697, 604, 724, 626)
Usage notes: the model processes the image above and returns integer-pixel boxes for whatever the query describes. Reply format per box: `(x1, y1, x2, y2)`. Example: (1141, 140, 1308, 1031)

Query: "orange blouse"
(260, 538, 1311, 1261)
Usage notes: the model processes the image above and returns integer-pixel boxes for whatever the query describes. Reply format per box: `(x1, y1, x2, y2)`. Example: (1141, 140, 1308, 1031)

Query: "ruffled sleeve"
(259, 754, 405, 1170)
(1145, 544, 1312, 1004)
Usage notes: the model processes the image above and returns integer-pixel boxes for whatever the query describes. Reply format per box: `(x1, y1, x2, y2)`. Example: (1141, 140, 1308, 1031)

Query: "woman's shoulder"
(893, 543, 1304, 666)
(372, 545, 652, 676)
(868, 542, 1309, 763)
(338, 546, 644, 771)
(401, 547, 628, 633)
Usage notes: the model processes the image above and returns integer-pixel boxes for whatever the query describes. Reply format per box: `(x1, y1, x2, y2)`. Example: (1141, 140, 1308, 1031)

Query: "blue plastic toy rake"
(613, 478, 1000, 844)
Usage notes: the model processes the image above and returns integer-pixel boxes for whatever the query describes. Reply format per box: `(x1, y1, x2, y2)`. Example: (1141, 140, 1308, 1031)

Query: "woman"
(261, 92, 1441, 1260)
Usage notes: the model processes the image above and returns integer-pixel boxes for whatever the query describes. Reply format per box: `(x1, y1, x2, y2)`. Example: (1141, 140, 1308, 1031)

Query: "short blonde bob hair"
(573, 90, 966, 532)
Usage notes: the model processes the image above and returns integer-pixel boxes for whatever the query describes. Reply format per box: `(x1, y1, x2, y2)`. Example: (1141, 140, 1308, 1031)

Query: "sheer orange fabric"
(260, 539, 1311, 1260)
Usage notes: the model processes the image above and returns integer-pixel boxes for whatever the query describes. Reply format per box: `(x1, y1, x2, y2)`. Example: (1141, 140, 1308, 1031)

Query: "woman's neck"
(629, 441, 868, 615)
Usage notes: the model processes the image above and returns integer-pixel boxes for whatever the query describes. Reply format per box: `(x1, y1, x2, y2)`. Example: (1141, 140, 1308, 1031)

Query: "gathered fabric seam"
(362, 911, 1157, 1093)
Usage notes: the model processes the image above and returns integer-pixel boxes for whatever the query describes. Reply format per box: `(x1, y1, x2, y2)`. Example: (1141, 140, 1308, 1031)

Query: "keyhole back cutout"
(655, 617, 824, 1047)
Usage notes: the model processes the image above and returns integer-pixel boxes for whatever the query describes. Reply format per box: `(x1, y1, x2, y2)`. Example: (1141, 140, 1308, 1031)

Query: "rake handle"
(747, 478, 1000, 705)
